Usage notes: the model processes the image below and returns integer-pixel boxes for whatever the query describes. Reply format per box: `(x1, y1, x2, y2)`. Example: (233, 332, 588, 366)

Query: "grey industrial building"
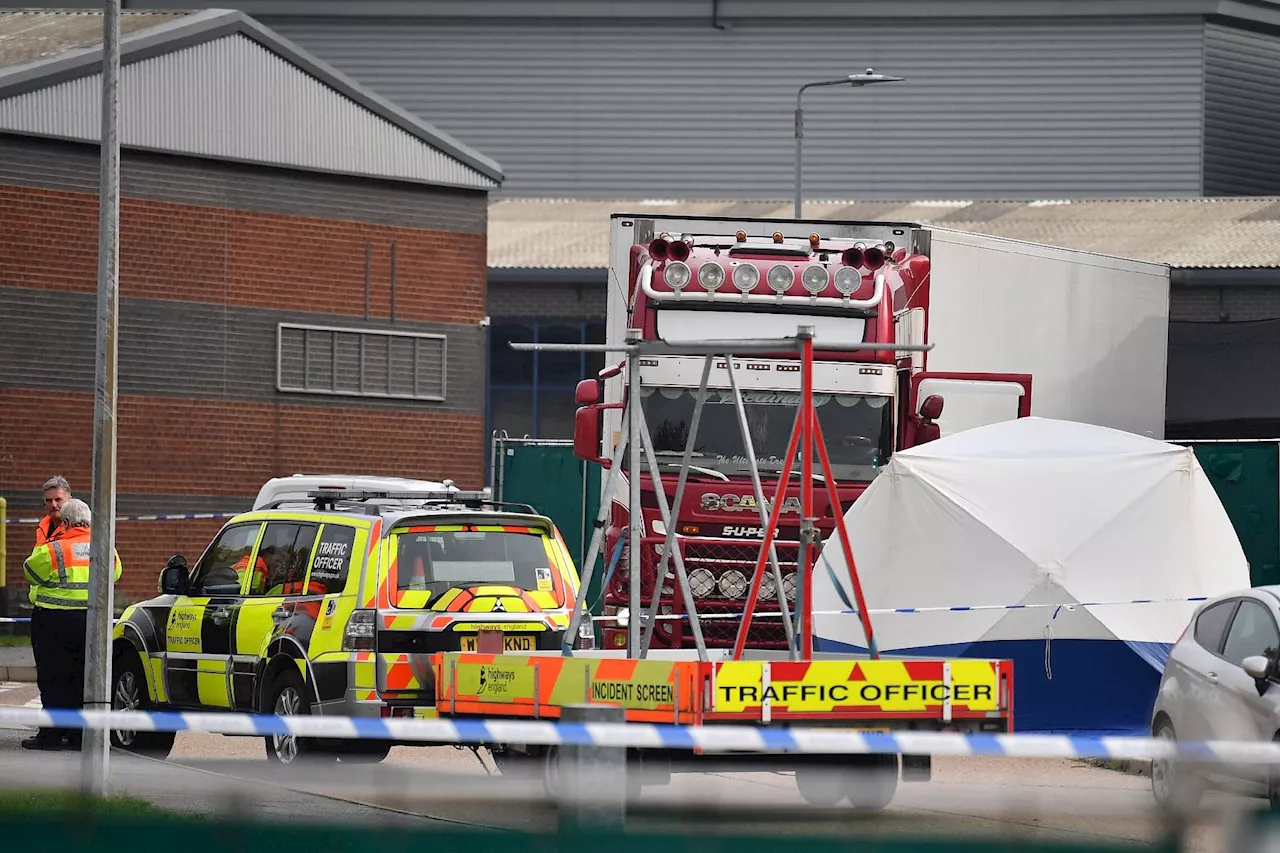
(6, 1, 1280, 442)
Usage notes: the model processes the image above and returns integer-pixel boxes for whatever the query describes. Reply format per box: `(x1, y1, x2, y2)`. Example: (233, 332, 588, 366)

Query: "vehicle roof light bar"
(306, 488, 513, 512)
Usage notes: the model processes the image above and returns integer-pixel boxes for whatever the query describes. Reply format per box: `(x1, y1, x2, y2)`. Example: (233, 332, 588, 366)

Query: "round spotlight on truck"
(698, 262, 726, 292)
(801, 265, 829, 294)
(834, 266, 861, 295)
(782, 573, 797, 602)
(718, 569, 748, 600)
(732, 263, 760, 292)
(689, 568, 716, 598)
(665, 261, 692, 291)
(766, 263, 795, 293)
(760, 571, 778, 601)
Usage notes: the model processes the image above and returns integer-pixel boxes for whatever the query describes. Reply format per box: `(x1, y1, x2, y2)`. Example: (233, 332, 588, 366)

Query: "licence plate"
(460, 634, 535, 652)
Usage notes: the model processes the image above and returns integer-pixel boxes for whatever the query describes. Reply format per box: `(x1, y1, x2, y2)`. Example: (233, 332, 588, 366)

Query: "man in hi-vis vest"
(22, 498, 122, 751)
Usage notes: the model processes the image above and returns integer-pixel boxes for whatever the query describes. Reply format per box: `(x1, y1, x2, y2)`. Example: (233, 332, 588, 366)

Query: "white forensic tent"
(812, 417, 1250, 734)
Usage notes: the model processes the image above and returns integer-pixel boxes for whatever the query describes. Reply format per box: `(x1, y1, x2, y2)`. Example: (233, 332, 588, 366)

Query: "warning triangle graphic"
(847, 664, 866, 681)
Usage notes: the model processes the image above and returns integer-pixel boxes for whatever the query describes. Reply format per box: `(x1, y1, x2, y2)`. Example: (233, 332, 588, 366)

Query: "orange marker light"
(736, 230, 747, 242)
(773, 231, 784, 243)
(809, 232, 821, 247)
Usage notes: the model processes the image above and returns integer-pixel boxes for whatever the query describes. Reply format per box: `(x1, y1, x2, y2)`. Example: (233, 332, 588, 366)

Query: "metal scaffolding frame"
(510, 326, 932, 662)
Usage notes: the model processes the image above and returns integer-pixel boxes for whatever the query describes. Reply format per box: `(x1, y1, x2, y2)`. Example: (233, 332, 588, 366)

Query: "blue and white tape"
(0, 706, 1269, 764)
(2, 512, 239, 525)
(592, 597, 1212, 622)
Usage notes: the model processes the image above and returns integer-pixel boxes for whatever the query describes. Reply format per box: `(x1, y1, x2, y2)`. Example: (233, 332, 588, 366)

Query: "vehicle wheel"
(796, 766, 846, 807)
(543, 744, 563, 799)
(109, 649, 176, 760)
(262, 666, 333, 766)
(843, 754, 899, 810)
(1151, 719, 1202, 812)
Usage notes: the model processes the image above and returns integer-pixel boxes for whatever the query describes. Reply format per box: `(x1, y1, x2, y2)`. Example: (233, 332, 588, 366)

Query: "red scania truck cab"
(571, 212, 1166, 651)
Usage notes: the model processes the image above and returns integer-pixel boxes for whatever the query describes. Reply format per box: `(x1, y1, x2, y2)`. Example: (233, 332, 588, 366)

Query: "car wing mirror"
(159, 555, 190, 596)
(1244, 654, 1273, 695)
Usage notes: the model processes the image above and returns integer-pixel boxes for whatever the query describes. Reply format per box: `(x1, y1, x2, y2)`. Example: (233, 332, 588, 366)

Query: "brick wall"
(0, 150, 489, 615)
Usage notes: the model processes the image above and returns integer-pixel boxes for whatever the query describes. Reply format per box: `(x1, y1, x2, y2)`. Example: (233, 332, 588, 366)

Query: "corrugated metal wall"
(1203, 23, 1280, 197)
(0, 33, 497, 191)
(264, 15, 1206, 199)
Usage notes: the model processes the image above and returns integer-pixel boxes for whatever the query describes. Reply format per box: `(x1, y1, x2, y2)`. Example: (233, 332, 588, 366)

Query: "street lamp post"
(794, 69, 905, 219)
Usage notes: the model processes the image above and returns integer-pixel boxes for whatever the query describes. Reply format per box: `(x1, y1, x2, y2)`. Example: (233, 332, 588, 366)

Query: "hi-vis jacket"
(24, 526, 122, 610)
(34, 514, 66, 547)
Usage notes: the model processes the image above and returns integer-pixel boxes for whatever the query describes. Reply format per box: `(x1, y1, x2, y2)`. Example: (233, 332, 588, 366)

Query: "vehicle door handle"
(1207, 672, 1219, 684)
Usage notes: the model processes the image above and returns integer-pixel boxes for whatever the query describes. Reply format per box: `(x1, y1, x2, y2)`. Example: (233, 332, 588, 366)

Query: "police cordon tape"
(0, 706, 1271, 764)
(591, 597, 1212, 622)
(1, 512, 240, 525)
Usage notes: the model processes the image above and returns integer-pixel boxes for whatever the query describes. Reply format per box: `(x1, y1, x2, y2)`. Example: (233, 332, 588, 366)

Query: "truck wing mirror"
(919, 394, 944, 421)
(573, 406, 607, 466)
(575, 378, 601, 406)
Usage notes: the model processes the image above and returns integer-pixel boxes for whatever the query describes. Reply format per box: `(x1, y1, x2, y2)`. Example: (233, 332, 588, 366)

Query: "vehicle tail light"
(864, 245, 886, 270)
(649, 236, 670, 260)
(842, 247, 864, 268)
(668, 239, 691, 262)
(343, 609, 376, 651)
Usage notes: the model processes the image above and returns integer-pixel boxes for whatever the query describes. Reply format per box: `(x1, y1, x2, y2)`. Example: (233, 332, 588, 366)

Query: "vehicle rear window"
(1194, 600, 1237, 653)
(397, 528, 554, 591)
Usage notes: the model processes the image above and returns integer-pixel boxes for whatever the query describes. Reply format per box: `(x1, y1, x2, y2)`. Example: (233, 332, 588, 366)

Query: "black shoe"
(63, 735, 82, 751)
(21, 736, 63, 751)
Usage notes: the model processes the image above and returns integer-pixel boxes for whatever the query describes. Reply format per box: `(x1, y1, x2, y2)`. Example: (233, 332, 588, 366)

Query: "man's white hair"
(42, 475, 70, 495)
(60, 498, 91, 528)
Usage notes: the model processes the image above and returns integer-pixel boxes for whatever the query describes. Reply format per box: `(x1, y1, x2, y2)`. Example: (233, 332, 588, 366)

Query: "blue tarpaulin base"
(814, 635, 1170, 736)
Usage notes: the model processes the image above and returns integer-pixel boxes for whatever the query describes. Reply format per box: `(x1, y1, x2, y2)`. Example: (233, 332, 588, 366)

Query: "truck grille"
(611, 537, 801, 650)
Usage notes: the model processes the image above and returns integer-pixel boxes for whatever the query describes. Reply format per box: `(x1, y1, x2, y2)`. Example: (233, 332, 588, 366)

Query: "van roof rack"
(304, 488, 537, 516)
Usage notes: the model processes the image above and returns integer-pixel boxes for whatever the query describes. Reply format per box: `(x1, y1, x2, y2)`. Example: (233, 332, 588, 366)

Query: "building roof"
(487, 197, 1280, 271)
(0, 9, 503, 191)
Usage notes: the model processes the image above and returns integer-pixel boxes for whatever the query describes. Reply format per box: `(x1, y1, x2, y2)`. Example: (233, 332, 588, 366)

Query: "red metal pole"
(811, 414, 879, 659)
(731, 406, 802, 661)
(800, 333, 816, 659)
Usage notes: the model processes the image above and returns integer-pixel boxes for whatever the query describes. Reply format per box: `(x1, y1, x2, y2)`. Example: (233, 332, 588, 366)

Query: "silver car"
(1150, 586, 1280, 810)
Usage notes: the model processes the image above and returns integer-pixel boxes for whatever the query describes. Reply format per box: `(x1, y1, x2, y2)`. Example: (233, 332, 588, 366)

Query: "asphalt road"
(0, 679, 1262, 850)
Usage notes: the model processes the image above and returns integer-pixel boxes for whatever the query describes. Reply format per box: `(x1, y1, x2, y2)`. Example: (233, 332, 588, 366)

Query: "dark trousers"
(30, 606, 88, 743)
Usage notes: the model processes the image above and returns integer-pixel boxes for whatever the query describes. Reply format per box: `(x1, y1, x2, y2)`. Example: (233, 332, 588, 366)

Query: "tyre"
(842, 754, 899, 810)
(109, 649, 176, 760)
(1151, 719, 1203, 813)
(261, 665, 333, 766)
(796, 765, 846, 807)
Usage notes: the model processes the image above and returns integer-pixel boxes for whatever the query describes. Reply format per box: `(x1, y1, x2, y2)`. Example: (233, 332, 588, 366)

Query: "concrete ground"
(0, 645, 35, 682)
(0, 680, 1264, 849)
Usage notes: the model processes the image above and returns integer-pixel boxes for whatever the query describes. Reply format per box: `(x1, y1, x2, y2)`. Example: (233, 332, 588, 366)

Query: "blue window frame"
(486, 318, 606, 450)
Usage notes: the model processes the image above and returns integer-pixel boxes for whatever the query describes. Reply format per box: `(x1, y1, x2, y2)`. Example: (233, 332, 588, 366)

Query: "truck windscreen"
(639, 388, 893, 481)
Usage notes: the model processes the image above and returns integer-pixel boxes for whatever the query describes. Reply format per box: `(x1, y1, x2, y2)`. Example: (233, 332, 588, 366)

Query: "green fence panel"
(0, 815, 1182, 853)
(1188, 442, 1280, 587)
(493, 439, 605, 613)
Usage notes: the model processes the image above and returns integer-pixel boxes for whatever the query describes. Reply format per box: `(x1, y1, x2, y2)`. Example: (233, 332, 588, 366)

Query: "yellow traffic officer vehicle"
(108, 475, 582, 764)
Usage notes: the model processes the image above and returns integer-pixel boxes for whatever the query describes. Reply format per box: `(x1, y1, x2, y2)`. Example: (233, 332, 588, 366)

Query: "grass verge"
(0, 790, 173, 818)
(0, 635, 31, 647)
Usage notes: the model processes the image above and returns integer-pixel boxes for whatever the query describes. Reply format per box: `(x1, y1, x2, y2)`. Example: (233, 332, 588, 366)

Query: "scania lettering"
(572, 214, 1170, 651)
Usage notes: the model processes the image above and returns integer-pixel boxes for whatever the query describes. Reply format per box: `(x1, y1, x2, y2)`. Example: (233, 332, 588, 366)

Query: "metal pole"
(625, 329, 644, 657)
(793, 91, 804, 220)
(83, 0, 120, 796)
(639, 355, 712, 656)
(798, 327, 816, 658)
(634, 402, 709, 661)
(725, 357, 797, 657)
